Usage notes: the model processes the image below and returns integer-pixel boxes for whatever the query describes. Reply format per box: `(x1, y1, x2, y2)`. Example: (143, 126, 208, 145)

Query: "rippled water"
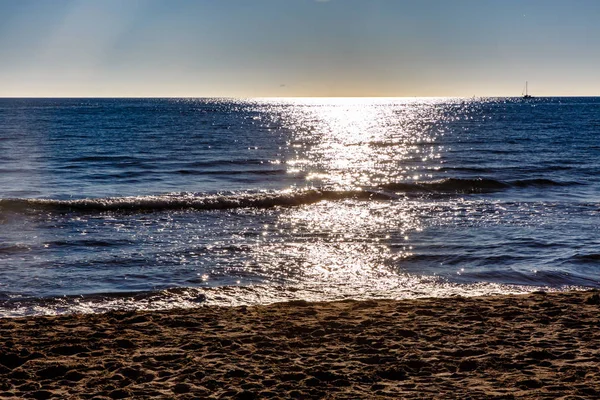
(0, 97, 599, 316)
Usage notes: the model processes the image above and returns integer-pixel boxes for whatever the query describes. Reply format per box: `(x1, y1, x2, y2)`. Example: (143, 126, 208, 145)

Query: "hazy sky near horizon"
(1, 0, 599, 97)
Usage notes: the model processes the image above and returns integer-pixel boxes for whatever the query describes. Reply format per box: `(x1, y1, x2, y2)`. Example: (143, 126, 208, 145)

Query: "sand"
(1, 290, 599, 399)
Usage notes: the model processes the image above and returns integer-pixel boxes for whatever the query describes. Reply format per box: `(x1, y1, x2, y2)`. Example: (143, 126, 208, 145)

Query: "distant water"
(1, 97, 599, 316)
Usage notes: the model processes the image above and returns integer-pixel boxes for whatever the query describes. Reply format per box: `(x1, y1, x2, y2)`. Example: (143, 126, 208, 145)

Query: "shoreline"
(1, 291, 599, 399)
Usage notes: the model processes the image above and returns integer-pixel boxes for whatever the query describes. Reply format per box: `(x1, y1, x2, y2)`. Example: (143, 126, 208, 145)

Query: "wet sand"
(1, 290, 599, 399)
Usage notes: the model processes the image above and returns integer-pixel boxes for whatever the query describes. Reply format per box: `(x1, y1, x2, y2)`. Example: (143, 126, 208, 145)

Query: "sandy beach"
(1, 291, 599, 399)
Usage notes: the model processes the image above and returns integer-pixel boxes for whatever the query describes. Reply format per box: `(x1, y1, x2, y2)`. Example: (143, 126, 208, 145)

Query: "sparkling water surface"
(0, 97, 599, 316)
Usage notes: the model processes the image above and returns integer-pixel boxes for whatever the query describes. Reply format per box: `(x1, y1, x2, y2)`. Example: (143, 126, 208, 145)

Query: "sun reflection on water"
(237, 98, 469, 294)
(259, 198, 422, 292)
(261, 97, 451, 189)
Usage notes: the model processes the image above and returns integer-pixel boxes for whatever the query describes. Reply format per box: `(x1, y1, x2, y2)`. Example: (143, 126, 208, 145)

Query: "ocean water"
(0, 97, 599, 316)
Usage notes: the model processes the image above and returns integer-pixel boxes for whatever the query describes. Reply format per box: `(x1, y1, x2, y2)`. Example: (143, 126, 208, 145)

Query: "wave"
(380, 178, 509, 192)
(0, 244, 31, 255)
(0, 178, 582, 214)
(0, 190, 393, 213)
(70, 155, 141, 163)
(1, 280, 590, 318)
(176, 168, 287, 176)
(571, 253, 600, 263)
(0, 287, 208, 317)
(380, 177, 578, 193)
(511, 179, 577, 187)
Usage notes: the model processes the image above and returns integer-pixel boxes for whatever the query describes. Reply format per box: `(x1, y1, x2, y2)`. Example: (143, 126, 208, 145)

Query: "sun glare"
(263, 98, 445, 189)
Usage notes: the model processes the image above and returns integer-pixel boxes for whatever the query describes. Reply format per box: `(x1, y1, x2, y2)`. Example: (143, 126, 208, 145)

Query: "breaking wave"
(0, 280, 554, 318)
(0, 178, 581, 214)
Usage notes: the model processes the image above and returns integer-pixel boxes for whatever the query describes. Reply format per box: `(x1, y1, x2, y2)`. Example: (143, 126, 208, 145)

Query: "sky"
(0, 0, 599, 97)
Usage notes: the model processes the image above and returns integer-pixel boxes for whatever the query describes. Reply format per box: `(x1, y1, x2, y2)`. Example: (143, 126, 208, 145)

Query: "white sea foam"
(0, 278, 568, 318)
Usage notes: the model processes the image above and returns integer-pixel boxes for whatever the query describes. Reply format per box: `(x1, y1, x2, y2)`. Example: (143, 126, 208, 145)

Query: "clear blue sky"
(1, 0, 599, 97)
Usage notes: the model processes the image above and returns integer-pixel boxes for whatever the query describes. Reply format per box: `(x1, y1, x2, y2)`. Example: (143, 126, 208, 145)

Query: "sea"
(0, 97, 599, 317)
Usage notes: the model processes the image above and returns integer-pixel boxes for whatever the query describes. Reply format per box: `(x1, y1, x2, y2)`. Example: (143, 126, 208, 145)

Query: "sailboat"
(522, 81, 533, 99)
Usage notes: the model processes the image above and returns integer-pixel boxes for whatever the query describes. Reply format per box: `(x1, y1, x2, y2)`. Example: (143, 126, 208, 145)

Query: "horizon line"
(1, 95, 598, 99)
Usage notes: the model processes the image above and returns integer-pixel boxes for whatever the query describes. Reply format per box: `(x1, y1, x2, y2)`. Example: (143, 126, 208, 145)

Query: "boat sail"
(522, 81, 533, 99)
